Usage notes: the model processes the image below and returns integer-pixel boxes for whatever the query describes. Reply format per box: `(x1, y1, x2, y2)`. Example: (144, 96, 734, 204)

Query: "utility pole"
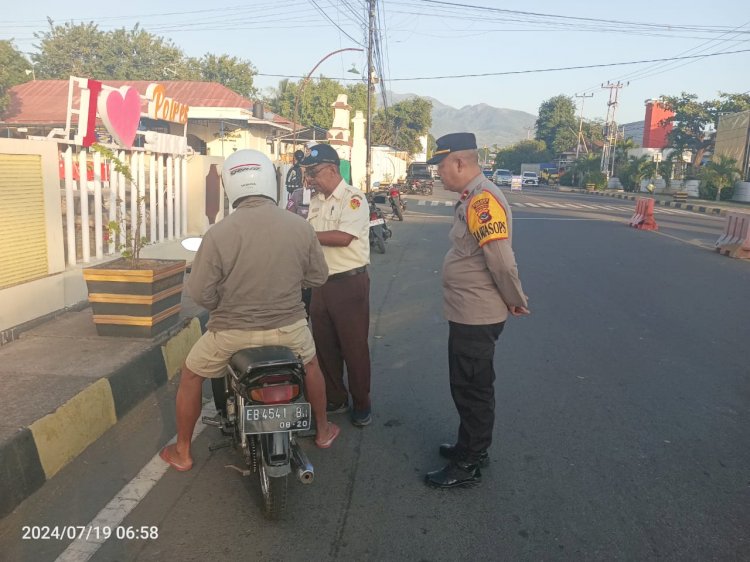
(600, 81, 627, 180)
(365, 0, 376, 193)
(574, 93, 594, 160)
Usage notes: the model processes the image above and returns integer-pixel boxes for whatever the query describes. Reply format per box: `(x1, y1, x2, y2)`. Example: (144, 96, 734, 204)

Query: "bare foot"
(160, 444, 193, 471)
(315, 422, 340, 449)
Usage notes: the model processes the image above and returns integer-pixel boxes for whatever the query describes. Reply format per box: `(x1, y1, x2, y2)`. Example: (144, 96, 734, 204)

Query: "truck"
(405, 162, 434, 195)
(520, 163, 541, 176)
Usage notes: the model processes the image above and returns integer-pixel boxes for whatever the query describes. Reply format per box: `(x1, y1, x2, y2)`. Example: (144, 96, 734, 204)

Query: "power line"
(308, 0, 365, 46)
(409, 0, 745, 35)
(383, 48, 750, 81)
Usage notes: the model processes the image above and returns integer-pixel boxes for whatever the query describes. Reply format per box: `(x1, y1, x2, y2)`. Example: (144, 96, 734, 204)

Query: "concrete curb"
(0, 311, 208, 518)
(568, 189, 728, 216)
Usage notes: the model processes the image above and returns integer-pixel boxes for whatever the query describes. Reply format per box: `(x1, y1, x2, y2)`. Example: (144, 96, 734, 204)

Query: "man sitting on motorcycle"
(160, 149, 340, 472)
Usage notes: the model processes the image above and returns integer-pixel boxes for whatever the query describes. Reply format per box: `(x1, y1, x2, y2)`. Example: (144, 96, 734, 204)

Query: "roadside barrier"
(628, 197, 658, 231)
(715, 212, 750, 259)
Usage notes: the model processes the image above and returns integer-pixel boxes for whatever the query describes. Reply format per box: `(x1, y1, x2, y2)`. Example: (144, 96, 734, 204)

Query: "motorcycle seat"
(229, 346, 302, 375)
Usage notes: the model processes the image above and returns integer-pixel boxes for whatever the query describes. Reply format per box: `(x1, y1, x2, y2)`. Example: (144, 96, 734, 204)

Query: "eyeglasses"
(305, 164, 330, 178)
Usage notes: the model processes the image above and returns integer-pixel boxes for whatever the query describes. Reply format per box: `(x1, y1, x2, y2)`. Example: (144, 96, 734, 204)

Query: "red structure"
(642, 100, 674, 149)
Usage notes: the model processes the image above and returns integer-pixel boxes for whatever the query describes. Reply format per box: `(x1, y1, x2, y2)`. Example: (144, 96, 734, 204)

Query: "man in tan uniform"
(160, 149, 339, 473)
(302, 144, 373, 427)
(424, 133, 530, 489)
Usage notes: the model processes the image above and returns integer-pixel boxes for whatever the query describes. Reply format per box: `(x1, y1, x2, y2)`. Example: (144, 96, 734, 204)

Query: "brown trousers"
(310, 271, 371, 411)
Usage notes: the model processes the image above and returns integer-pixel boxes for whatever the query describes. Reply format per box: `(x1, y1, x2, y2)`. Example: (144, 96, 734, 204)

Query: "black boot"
(438, 443, 489, 467)
(425, 460, 481, 488)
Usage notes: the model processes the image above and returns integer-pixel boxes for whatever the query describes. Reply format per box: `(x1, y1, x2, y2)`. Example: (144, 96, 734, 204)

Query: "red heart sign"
(97, 86, 141, 148)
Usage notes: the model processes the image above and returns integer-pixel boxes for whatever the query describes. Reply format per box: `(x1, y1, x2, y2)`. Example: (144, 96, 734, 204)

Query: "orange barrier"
(715, 212, 750, 259)
(628, 197, 658, 231)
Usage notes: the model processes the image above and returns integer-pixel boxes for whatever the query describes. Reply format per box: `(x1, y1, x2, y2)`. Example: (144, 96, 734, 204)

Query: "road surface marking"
(55, 404, 216, 562)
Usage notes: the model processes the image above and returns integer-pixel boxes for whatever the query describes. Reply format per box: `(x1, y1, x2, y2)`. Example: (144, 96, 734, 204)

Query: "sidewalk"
(0, 247, 208, 519)
(559, 186, 750, 216)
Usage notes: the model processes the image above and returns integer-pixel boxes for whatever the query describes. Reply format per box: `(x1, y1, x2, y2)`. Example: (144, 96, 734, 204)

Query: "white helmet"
(221, 149, 278, 207)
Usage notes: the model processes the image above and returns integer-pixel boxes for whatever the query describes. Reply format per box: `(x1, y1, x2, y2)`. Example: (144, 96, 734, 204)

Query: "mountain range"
(384, 92, 537, 149)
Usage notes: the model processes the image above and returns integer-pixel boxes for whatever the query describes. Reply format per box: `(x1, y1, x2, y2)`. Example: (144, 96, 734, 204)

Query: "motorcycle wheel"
(259, 457, 288, 520)
(374, 228, 386, 254)
(391, 201, 404, 221)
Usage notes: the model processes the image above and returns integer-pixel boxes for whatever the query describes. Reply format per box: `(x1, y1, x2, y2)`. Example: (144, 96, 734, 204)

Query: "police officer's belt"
(327, 266, 367, 281)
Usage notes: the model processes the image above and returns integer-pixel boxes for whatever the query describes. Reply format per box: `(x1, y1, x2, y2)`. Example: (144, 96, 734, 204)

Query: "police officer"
(424, 133, 530, 488)
(302, 144, 374, 427)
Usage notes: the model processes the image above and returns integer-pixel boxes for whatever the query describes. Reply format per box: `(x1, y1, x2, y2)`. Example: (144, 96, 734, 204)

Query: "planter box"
(83, 258, 187, 338)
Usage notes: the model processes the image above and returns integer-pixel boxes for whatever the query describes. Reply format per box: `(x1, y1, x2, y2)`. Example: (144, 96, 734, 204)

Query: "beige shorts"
(185, 319, 315, 379)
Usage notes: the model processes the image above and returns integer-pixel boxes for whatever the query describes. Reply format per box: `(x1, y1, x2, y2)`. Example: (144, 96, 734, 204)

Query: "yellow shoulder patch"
(466, 190, 509, 246)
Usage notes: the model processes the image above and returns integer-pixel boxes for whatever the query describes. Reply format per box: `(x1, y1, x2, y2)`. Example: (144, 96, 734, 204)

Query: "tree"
(0, 40, 32, 115)
(659, 91, 750, 170)
(700, 155, 741, 201)
(102, 25, 187, 80)
(612, 136, 637, 178)
(535, 95, 577, 154)
(187, 54, 257, 98)
(345, 83, 368, 116)
(716, 91, 750, 114)
(565, 154, 604, 188)
(494, 139, 550, 174)
(269, 75, 346, 130)
(659, 92, 715, 170)
(269, 79, 431, 154)
(31, 20, 259, 98)
(371, 97, 432, 154)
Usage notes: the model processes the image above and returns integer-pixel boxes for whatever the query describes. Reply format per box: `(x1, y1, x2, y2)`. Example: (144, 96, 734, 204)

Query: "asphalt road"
(2, 183, 749, 561)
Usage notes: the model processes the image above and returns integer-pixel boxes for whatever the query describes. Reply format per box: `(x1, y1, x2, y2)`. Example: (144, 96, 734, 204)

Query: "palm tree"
(700, 155, 741, 201)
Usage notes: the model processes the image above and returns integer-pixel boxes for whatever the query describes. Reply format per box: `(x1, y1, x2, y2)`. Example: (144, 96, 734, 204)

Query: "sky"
(3, 0, 749, 126)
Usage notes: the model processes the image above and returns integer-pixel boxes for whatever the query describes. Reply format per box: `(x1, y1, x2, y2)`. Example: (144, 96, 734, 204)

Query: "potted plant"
(82, 144, 186, 338)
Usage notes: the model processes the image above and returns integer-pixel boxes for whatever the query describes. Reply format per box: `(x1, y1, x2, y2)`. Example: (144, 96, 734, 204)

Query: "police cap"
(427, 132, 477, 164)
(301, 144, 340, 167)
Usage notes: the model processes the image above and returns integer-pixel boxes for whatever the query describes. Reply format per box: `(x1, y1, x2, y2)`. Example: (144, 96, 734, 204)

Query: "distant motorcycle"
(388, 185, 405, 221)
(405, 178, 433, 196)
(368, 197, 392, 254)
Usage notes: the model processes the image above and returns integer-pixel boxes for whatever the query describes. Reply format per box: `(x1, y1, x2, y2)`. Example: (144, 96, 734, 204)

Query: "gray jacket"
(188, 197, 328, 331)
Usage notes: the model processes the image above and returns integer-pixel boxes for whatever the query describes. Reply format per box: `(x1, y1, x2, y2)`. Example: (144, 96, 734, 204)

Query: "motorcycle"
(405, 178, 434, 196)
(367, 197, 392, 254)
(181, 238, 315, 521)
(388, 185, 405, 221)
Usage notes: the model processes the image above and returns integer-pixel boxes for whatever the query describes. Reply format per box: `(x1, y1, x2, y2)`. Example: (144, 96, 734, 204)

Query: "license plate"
(242, 403, 311, 434)
(369, 218, 385, 226)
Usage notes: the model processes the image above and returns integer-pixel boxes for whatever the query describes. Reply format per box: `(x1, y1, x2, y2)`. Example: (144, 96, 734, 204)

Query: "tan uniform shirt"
(307, 179, 370, 275)
(443, 174, 528, 325)
(187, 197, 328, 331)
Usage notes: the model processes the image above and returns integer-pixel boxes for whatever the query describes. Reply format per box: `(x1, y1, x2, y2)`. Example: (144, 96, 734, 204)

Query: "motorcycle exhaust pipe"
(290, 440, 314, 484)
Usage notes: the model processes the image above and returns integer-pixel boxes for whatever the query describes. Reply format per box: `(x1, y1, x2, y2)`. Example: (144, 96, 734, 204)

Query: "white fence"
(60, 146, 188, 266)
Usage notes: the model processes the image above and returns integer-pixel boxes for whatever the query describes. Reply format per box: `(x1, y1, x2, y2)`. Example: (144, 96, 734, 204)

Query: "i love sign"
(97, 86, 141, 148)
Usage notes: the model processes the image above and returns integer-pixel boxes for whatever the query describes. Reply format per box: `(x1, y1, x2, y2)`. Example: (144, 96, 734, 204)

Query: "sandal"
(160, 445, 193, 472)
(315, 422, 340, 449)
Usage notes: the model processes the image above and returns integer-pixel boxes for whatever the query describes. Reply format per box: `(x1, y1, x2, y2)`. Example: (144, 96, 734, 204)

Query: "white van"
(522, 171, 539, 186)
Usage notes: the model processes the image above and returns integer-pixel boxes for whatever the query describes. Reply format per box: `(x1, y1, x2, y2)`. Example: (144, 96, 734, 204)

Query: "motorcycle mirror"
(181, 237, 203, 252)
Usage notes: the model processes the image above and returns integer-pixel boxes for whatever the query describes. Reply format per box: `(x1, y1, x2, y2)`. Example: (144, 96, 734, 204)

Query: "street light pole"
(291, 47, 364, 150)
(365, 0, 376, 193)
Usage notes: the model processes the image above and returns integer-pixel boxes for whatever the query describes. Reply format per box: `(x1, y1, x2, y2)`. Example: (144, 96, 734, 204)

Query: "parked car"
(522, 171, 539, 186)
(482, 168, 494, 179)
(492, 169, 512, 186)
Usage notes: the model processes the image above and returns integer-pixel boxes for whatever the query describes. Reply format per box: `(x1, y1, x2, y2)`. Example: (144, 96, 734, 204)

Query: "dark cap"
(427, 132, 477, 164)
(301, 144, 340, 167)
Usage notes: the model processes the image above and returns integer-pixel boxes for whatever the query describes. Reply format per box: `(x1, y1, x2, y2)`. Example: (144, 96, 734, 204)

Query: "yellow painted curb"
(162, 317, 202, 380)
(30, 378, 117, 479)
